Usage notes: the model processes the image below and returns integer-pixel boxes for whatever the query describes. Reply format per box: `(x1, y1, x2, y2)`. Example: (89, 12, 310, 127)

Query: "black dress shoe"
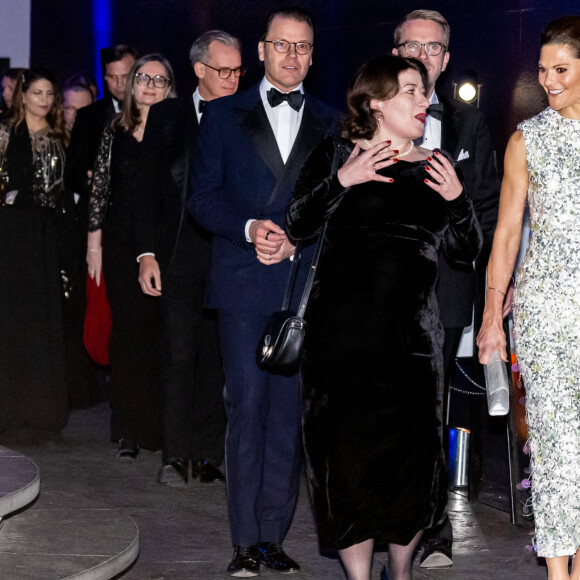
(195, 459, 225, 483)
(117, 439, 139, 461)
(227, 545, 260, 577)
(157, 457, 188, 486)
(419, 538, 453, 568)
(257, 542, 300, 574)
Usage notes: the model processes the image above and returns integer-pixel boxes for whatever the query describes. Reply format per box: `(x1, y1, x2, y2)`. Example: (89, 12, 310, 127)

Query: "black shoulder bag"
(256, 139, 339, 375)
(255, 221, 327, 375)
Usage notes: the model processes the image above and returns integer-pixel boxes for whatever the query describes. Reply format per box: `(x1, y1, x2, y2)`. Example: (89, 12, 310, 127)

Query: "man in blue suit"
(190, 7, 337, 577)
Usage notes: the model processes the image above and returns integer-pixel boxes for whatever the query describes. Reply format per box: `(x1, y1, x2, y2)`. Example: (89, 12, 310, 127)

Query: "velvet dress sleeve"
(286, 135, 350, 241)
(441, 191, 483, 266)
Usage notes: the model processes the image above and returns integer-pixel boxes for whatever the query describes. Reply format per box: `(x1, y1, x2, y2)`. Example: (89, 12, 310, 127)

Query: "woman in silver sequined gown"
(478, 16, 580, 578)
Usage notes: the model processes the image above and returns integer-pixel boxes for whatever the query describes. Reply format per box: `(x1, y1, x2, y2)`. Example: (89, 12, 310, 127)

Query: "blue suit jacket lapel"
(284, 100, 328, 180)
(235, 95, 285, 180)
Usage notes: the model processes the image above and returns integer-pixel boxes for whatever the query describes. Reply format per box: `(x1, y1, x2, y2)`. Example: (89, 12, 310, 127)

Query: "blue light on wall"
(93, 0, 112, 98)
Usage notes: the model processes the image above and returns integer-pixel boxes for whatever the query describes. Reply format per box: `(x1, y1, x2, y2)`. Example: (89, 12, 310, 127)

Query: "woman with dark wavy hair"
(287, 55, 482, 579)
(87, 54, 176, 460)
(0, 68, 74, 437)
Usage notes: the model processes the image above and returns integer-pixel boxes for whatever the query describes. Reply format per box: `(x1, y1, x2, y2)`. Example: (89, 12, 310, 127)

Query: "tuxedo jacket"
(436, 97, 500, 328)
(133, 97, 211, 278)
(190, 83, 338, 315)
(65, 97, 116, 199)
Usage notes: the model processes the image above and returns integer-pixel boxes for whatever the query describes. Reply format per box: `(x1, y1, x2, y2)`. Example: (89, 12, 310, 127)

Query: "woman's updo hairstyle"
(541, 15, 580, 58)
(341, 55, 428, 140)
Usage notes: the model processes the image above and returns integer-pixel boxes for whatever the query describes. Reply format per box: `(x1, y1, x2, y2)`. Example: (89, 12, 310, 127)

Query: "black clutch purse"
(256, 222, 327, 375)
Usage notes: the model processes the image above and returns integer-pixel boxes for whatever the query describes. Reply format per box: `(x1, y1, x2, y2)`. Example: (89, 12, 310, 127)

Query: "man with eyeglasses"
(190, 7, 337, 577)
(392, 9, 500, 570)
(133, 31, 243, 494)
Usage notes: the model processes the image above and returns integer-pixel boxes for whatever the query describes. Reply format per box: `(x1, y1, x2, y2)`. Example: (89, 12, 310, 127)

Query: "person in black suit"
(65, 45, 139, 207)
(63, 45, 139, 409)
(393, 9, 500, 569)
(134, 30, 244, 486)
(190, 7, 338, 577)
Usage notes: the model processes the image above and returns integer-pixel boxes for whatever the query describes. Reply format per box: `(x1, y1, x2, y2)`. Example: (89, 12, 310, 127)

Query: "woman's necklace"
(364, 139, 414, 158)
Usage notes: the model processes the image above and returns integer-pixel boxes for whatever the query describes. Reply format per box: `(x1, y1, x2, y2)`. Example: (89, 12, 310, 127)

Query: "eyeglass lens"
(402, 42, 444, 56)
(135, 73, 168, 88)
(218, 68, 245, 79)
(269, 40, 312, 55)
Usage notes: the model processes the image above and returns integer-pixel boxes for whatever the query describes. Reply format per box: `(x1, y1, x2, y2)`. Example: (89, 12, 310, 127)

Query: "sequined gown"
(0, 122, 70, 435)
(286, 136, 482, 550)
(513, 107, 580, 558)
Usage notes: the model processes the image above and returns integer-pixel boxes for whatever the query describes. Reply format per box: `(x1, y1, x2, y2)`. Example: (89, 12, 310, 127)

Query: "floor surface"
(2, 403, 546, 579)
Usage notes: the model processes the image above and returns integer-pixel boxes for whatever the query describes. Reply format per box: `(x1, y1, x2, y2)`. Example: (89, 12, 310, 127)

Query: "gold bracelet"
(487, 286, 506, 297)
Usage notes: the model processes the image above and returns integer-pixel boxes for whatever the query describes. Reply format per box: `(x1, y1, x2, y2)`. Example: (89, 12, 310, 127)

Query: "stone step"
(0, 446, 139, 579)
(0, 507, 139, 579)
(0, 446, 40, 520)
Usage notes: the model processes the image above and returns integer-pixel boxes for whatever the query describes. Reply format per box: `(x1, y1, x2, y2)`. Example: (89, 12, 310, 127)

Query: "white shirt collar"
(193, 88, 204, 122)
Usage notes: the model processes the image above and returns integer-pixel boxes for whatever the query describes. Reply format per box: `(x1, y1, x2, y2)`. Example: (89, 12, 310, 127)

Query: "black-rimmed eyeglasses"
(200, 63, 247, 79)
(134, 73, 171, 88)
(397, 41, 447, 57)
(262, 40, 313, 55)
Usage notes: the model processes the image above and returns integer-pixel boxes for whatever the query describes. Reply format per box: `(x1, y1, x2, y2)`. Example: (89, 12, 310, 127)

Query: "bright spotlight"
(453, 70, 482, 108)
(458, 82, 477, 103)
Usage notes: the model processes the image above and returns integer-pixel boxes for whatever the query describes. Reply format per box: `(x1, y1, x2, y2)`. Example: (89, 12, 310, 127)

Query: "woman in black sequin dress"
(0, 69, 72, 436)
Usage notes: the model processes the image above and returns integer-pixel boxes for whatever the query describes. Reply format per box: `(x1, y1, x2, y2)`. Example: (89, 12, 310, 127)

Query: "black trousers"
(424, 325, 464, 542)
(159, 269, 225, 464)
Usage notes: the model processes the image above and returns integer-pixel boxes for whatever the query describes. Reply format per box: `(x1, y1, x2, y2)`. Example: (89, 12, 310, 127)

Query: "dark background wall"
(31, 0, 579, 170)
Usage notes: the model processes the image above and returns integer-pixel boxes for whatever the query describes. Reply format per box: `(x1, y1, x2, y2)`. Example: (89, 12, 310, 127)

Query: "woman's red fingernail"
(426, 166, 431, 171)
(388, 178, 394, 183)
(427, 157, 433, 161)
(424, 179, 429, 183)
(387, 140, 392, 144)
(434, 151, 439, 155)
(393, 150, 399, 154)
(393, 158, 398, 163)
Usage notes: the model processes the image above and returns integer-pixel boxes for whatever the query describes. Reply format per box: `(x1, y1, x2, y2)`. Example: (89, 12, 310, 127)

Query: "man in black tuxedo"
(393, 9, 500, 568)
(65, 44, 138, 206)
(190, 7, 338, 577)
(134, 30, 244, 486)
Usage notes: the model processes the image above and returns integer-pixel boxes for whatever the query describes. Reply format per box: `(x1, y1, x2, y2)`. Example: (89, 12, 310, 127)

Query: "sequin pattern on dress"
(513, 107, 580, 558)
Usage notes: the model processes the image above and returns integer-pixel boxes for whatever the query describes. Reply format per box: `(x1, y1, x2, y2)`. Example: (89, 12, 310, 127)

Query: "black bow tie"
(267, 88, 304, 112)
(198, 99, 206, 114)
(427, 103, 444, 120)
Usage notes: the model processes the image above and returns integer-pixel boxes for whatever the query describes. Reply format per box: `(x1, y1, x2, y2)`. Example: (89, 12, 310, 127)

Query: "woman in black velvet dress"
(87, 54, 176, 459)
(286, 56, 482, 580)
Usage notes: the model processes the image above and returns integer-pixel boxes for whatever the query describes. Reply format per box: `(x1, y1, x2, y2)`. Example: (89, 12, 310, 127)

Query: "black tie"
(427, 103, 444, 120)
(267, 88, 304, 112)
(198, 99, 206, 114)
